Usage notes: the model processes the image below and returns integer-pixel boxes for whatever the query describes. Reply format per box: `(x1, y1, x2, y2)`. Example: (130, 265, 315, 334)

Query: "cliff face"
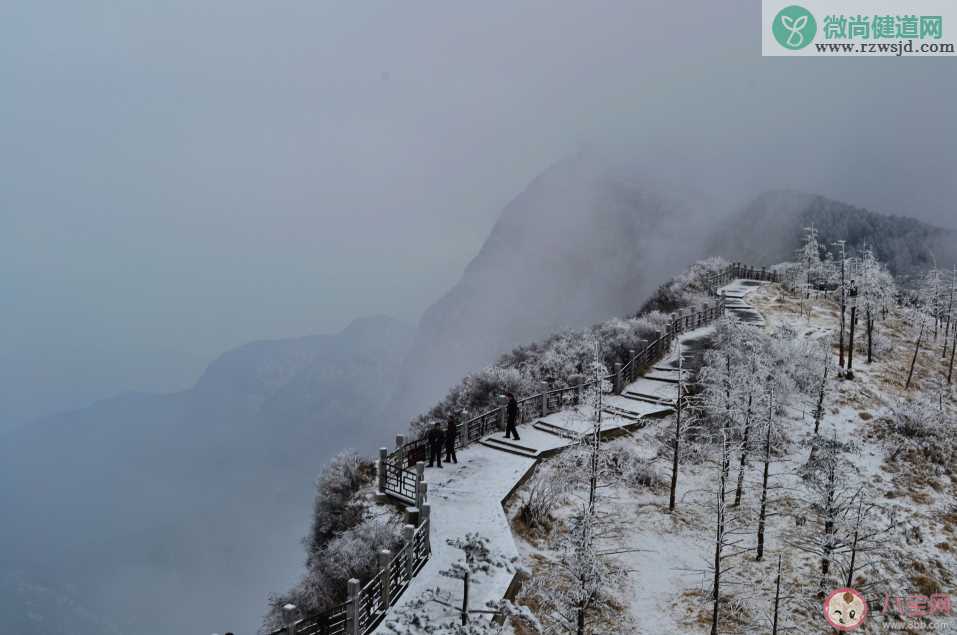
(388, 154, 712, 424)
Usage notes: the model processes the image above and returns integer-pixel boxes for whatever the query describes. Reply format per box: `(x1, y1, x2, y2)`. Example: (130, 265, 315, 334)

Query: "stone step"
(602, 405, 645, 422)
(532, 420, 580, 439)
(623, 391, 675, 407)
(644, 375, 679, 384)
(478, 435, 539, 458)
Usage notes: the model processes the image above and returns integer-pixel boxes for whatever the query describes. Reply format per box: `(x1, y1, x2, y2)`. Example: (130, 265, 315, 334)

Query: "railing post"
(415, 479, 427, 510)
(541, 391, 547, 417)
(403, 523, 416, 578)
(420, 502, 431, 553)
(347, 578, 360, 635)
(379, 549, 392, 609)
(283, 603, 298, 635)
(415, 461, 425, 502)
(627, 349, 636, 382)
(613, 363, 622, 394)
(395, 434, 405, 467)
(405, 505, 420, 527)
(377, 447, 387, 494)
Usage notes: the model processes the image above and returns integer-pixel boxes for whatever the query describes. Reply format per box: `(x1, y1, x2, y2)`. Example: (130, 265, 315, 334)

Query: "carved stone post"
(395, 434, 405, 467)
(347, 579, 360, 635)
(541, 391, 548, 417)
(406, 506, 420, 527)
(377, 447, 387, 494)
(420, 502, 432, 553)
(415, 461, 425, 502)
(403, 524, 416, 579)
(415, 479, 427, 511)
(283, 603, 298, 635)
(379, 549, 393, 609)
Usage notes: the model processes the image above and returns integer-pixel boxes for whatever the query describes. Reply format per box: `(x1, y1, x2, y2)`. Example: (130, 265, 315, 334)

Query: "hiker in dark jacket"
(444, 415, 458, 464)
(426, 422, 444, 468)
(504, 392, 520, 440)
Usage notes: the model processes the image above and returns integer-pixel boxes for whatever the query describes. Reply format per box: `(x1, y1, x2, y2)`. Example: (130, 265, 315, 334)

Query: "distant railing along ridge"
(384, 261, 779, 474)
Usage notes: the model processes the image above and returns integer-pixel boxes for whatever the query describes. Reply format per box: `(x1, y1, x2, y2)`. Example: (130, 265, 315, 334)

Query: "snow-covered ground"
(379, 279, 956, 633)
(505, 281, 956, 633)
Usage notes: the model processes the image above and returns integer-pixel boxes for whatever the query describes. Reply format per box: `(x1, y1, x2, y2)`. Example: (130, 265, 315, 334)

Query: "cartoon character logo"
(824, 587, 868, 631)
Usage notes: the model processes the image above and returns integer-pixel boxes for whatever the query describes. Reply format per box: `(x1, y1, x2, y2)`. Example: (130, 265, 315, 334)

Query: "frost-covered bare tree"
(943, 264, 956, 361)
(789, 436, 862, 595)
(904, 268, 944, 389)
(810, 334, 834, 437)
(517, 343, 626, 635)
(832, 240, 848, 371)
(699, 316, 744, 489)
(516, 446, 626, 635)
(857, 246, 895, 364)
(797, 224, 824, 317)
(732, 329, 772, 508)
(668, 336, 698, 511)
(845, 261, 860, 379)
(756, 383, 776, 563)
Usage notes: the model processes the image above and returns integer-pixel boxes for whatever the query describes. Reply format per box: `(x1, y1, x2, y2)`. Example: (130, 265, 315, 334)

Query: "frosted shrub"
(519, 473, 562, 532)
(854, 328, 892, 356)
(605, 445, 665, 492)
(306, 452, 374, 558)
(264, 518, 402, 632)
(891, 397, 942, 439)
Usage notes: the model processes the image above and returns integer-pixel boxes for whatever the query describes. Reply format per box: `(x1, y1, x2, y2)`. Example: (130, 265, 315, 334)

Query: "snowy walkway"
(375, 280, 767, 632)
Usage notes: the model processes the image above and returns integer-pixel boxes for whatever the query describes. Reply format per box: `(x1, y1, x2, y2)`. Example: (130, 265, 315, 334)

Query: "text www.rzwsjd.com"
(815, 39, 955, 54)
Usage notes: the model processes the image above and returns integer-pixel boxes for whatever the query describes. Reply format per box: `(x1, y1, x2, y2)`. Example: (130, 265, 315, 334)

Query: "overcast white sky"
(2, 1, 955, 426)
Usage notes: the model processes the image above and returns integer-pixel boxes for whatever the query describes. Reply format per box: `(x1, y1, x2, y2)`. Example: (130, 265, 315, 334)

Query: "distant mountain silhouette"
(0, 315, 412, 635)
(387, 153, 713, 425)
(712, 190, 957, 280)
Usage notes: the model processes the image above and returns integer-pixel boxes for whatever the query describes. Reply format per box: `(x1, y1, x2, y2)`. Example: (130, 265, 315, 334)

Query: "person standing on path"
(504, 392, 520, 441)
(427, 422, 444, 468)
(444, 415, 458, 464)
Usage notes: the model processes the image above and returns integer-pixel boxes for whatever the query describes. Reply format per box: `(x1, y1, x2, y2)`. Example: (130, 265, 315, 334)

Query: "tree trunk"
(905, 321, 925, 390)
(866, 309, 874, 364)
(711, 466, 726, 635)
(461, 571, 469, 625)
(813, 356, 828, 435)
(734, 393, 753, 507)
(838, 259, 846, 370)
(757, 391, 773, 561)
(846, 498, 863, 588)
(772, 555, 782, 635)
(846, 305, 857, 378)
(669, 397, 680, 511)
(947, 326, 957, 384)
(820, 463, 836, 593)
